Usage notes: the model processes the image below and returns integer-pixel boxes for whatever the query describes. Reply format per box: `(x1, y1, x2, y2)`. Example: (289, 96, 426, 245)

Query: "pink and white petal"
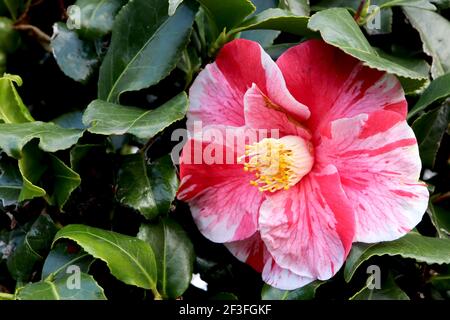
(243, 84, 312, 140)
(316, 111, 429, 243)
(262, 256, 314, 290)
(225, 233, 265, 273)
(188, 39, 309, 132)
(259, 165, 355, 280)
(178, 127, 265, 243)
(277, 39, 407, 136)
(226, 234, 314, 290)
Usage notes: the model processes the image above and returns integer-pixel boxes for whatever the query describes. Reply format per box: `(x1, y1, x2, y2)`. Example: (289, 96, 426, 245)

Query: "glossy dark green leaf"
(75, 0, 128, 39)
(198, 0, 255, 32)
(98, 0, 197, 102)
(16, 273, 106, 300)
(0, 121, 83, 159)
(412, 102, 450, 168)
(69, 144, 104, 172)
(16, 143, 48, 202)
(234, 8, 311, 36)
(0, 153, 21, 206)
(42, 243, 94, 280)
(403, 7, 450, 79)
(138, 218, 194, 299)
(117, 154, 178, 220)
(279, 0, 310, 16)
(52, 111, 86, 130)
(428, 202, 450, 239)
(51, 23, 100, 83)
(308, 8, 428, 92)
(0, 17, 20, 53)
(350, 273, 409, 300)
(240, 0, 280, 47)
(83, 92, 188, 140)
(46, 154, 81, 209)
(53, 224, 158, 292)
(7, 214, 58, 281)
(344, 233, 450, 282)
(0, 74, 34, 124)
(313, 0, 436, 11)
(261, 281, 324, 300)
(2, 0, 22, 20)
(408, 73, 450, 119)
(0, 51, 6, 74)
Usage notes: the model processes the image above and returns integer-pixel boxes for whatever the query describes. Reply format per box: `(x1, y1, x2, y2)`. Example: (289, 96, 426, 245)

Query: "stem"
(152, 288, 163, 300)
(354, 0, 368, 22)
(0, 292, 15, 300)
(13, 24, 51, 52)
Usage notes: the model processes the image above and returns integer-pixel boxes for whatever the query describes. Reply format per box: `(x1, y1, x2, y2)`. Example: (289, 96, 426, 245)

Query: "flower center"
(240, 136, 314, 193)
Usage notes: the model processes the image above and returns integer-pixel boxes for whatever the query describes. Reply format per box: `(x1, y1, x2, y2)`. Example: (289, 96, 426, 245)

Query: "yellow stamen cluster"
(240, 138, 299, 193)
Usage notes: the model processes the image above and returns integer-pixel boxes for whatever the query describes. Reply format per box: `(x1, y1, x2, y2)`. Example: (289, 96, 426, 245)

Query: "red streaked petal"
(316, 112, 429, 242)
(178, 127, 265, 243)
(188, 39, 309, 132)
(277, 39, 407, 137)
(226, 233, 314, 290)
(259, 165, 355, 280)
(243, 84, 311, 140)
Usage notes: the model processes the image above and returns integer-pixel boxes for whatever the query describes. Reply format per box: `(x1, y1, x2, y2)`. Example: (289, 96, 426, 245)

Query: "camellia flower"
(177, 39, 429, 289)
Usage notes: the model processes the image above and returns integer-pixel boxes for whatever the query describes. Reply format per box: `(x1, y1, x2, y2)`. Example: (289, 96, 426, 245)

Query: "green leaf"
(412, 102, 450, 168)
(53, 224, 158, 292)
(17, 143, 47, 202)
(279, 0, 310, 16)
(198, 0, 256, 32)
(233, 8, 311, 36)
(52, 111, 86, 130)
(6, 142, 80, 208)
(261, 281, 324, 300)
(75, 0, 128, 39)
(428, 202, 450, 239)
(375, 49, 430, 94)
(98, 0, 197, 103)
(350, 273, 409, 300)
(83, 92, 188, 140)
(408, 73, 450, 119)
(0, 121, 83, 159)
(240, 0, 280, 47)
(403, 7, 450, 79)
(0, 18, 20, 53)
(138, 218, 194, 299)
(117, 154, 178, 220)
(313, 0, 436, 11)
(2, 0, 21, 20)
(344, 233, 450, 282)
(308, 8, 428, 92)
(42, 243, 94, 280)
(0, 74, 34, 124)
(0, 51, 6, 75)
(51, 23, 100, 83)
(46, 154, 81, 209)
(16, 273, 107, 300)
(0, 153, 22, 206)
(69, 144, 103, 172)
(7, 214, 58, 281)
